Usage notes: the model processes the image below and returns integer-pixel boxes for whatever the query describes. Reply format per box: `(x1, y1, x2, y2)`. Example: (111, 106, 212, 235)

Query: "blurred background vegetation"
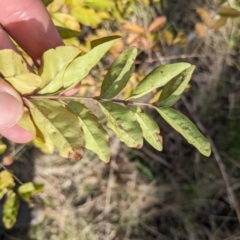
(1, 0, 240, 239)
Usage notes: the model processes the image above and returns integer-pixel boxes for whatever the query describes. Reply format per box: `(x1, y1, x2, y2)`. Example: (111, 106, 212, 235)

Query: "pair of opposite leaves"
(0, 36, 211, 162)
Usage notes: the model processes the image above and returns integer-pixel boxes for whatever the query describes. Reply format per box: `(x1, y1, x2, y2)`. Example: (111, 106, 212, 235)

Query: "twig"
(181, 95, 240, 224)
(136, 51, 235, 64)
(28, 95, 154, 108)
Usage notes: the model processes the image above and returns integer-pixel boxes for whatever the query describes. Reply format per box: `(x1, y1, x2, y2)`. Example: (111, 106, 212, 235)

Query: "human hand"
(0, 0, 63, 143)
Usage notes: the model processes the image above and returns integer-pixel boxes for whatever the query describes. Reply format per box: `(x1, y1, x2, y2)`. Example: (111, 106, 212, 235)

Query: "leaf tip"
(68, 148, 84, 161)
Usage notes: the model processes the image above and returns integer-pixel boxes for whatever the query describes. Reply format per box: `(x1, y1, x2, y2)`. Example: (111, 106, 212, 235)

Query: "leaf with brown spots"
(26, 99, 85, 160)
(155, 107, 211, 157)
(128, 63, 191, 100)
(99, 102, 143, 148)
(100, 47, 137, 98)
(67, 101, 110, 163)
(0, 49, 42, 95)
(158, 65, 195, 107)
(130, 106, 163, 151)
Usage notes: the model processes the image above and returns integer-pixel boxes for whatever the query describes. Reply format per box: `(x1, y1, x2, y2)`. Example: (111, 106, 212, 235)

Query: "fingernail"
(0, 92, 23, 129)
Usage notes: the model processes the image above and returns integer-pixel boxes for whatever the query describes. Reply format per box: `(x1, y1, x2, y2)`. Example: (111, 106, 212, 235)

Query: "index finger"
(0, 0, 63, 65)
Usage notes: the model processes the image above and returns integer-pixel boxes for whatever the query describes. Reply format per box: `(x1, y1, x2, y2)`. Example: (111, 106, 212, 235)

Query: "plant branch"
(28, 95, 154, 108)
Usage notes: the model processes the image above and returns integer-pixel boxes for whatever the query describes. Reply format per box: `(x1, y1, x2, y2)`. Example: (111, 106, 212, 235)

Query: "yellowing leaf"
(211, 17, 227, 29)
(33, 137, 55, 154)
(99, 102, 143, 148)
(163, 29, 174, 45)
(129, 63, 191, 100)
(0, 50, 28, 76)
(33, 123, 55, 154)
(38, 46, 81, 94)
(62, 36, 120, 91)
(101, 47, 137, 98)
(51, 12, 80, 31)
(17, 107, 36, 137)
(218, 7, 240, 18)
(156, 107, 211, 156)
(196, 8, 212, 27)
(5, 73, 42, 95)
(158, 65, 195, 107)
(68, 102, 110, 162)
(3, 190, 19, 229)
(71, 7, 102, 27)
(98, 11, 111, 19)
(131, 106, 162, 151)
(18, 182, 44, 202)
(123, 23, 145, 35)
(0, 49, 41, 94)
(27, 99, 85, 160)
(47, 0, 64, 13)
(0, 141, 7, 154)
(0, 171, 15, 193)
(195, 23, 207, 38)
(172, 31, 187, 45)
(83, 0, 114, 10)
(148, 16, 167, 32)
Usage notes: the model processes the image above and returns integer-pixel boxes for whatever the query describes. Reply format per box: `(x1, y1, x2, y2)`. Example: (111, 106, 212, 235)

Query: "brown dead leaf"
(148, 16, 167, 32)
(196, 8, 212, 27)
(123, 23, 145, 35)
(195, 23, 207, 38)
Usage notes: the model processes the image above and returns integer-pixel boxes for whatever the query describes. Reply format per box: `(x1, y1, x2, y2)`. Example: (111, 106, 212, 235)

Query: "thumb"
(0, 77, 23, 129)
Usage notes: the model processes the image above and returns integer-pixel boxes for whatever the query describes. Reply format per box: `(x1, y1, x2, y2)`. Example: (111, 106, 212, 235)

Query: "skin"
(0, 0, 78, 143)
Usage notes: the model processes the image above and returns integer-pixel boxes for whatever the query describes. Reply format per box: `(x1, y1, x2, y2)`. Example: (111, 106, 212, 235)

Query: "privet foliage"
(0, 170, 44, 229)
(0, 36, 211, 163)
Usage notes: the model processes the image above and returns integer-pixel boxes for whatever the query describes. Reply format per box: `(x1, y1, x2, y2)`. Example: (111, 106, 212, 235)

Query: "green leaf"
(62, 36, 120, 91)
(67, 101, 110, 163)
(71, 7, 102, 27)
(83, 0, 114, 11)
(42, 0, 54, 7)
(18, 182, 44, 202)
(218, 7, 240, 18)
(56, 26, 81, 39)
(37, 46, 81, 94)
(131, 106, 162, 151)
(156, 107, 211, 156)
(99, 102, 143, 148)
(0, 171, 15, 191)
(27, 99, 85, 160)
(17, 108, 36, 137)
(128, 63, 191, 99)
(90, 35, 120, 49)
(136, 160, 154, 180)
(158, 65, 195, 107)
(100, 47, 137, 98)
(3, 190, 19, 229)
(0, 141, 7, 154)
